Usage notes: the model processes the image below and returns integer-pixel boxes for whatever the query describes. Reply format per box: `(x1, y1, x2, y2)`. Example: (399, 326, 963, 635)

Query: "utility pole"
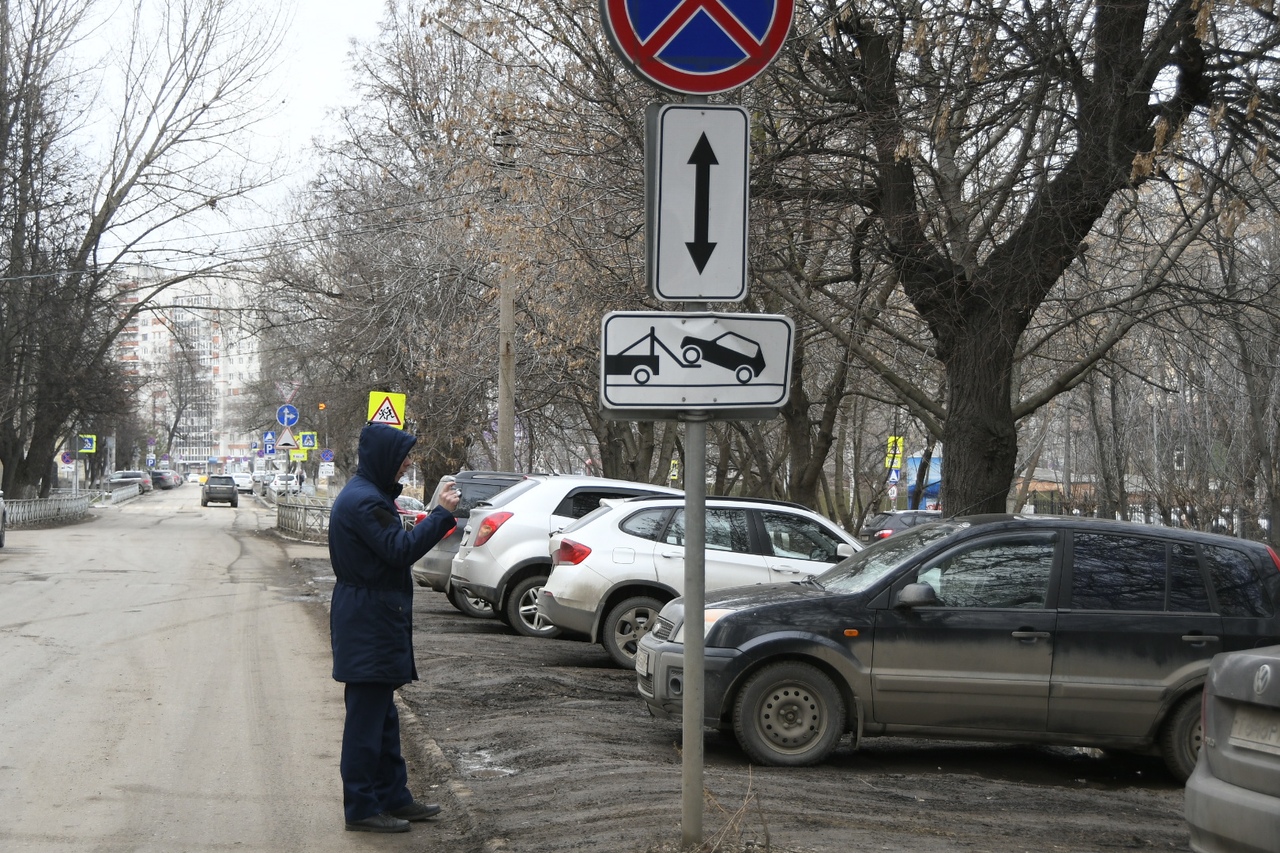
(494, 130, 518, 471)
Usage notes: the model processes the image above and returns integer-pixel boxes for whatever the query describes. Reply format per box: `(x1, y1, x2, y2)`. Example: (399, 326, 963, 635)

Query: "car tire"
(1160, 691, 1202, 782)
(733, 661, 845, 767)
(503, 574, 561, 639)
(231, 498, 238, 508)
(602, 596, 664, 668)
(448, 584, 496, 620)
(200, 497, 208, 507)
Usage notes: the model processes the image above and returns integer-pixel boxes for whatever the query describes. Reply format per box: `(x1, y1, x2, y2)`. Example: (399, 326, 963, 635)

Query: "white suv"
(450, 475, 682, 638)
(538, 495, 860, 667)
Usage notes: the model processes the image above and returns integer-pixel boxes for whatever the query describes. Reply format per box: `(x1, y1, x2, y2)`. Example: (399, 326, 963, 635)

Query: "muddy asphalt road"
(293, 554, 1193, 853)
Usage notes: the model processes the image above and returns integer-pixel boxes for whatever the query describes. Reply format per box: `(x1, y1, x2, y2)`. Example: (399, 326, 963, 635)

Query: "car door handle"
(1182, 634, 1220, 644)
(773, 566, 804, 575)
(659, 550, 682, 559)
(1011, 631, 1050, 641)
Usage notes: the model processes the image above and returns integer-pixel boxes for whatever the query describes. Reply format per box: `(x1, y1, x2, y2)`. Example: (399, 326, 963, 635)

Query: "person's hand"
(438, 484, 461, 512)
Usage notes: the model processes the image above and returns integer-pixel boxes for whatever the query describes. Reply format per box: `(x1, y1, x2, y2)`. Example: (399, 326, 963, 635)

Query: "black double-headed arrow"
(685, 133, 718, 273)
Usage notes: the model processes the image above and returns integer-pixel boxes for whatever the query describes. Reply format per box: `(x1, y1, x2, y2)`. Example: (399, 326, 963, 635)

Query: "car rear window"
(208, 476, 234, 486)
(1202, 544, 1274, 617)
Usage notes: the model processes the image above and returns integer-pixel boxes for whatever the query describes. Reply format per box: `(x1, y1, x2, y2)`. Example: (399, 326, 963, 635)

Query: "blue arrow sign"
(276, 405, 299, 427)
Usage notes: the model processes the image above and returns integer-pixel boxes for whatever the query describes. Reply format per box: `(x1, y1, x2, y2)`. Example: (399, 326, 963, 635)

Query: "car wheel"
(231, 498, 238, 508)
(1160, 691, 1202, 782)
(602, 596, 664, 668)
(682, 345, 702, 365)
(733, 661, 845, 767)
(200, 497, 208, 507)
(735, 365, 755, 384)
(448, 584, 496, 619)
(503, 574, 561, 639)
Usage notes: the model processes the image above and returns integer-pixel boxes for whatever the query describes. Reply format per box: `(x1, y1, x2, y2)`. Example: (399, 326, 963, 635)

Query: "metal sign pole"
(682, 412, 708, 847)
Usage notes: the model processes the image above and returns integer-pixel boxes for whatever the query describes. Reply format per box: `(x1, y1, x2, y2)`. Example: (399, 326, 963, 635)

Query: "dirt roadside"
(290, 555, 1191, 853)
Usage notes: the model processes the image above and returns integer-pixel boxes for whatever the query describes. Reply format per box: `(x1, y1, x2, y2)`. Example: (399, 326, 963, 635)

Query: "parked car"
(540, 495, 860, 667)
(451, 474, 683, 638)
(396, 495, 429, 528)
(636, 515, 1280, 778)
(109, 470, 152, 493)
(411, 471, 525, 618)
(1185, 644, 1280, 852)
(271, 472, 300, 495)
(231, 472, 253, 493)
(201, 474, 238, 507)
(857, 509, 942, 542)
(149, 469, 178, 490)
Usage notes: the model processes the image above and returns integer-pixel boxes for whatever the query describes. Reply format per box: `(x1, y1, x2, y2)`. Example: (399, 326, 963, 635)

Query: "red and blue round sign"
(600, 0, 793, 95)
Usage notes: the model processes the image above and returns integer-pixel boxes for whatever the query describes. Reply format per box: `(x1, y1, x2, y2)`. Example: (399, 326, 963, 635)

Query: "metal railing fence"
(7, 494, 94, 527)
(275, 494, 332, 543)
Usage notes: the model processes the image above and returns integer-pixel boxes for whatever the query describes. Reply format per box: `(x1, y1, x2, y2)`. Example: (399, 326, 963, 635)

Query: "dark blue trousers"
(341, 682, 413, 822)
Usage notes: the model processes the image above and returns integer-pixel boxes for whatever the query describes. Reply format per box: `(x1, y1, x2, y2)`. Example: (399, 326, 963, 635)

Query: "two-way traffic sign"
(647, 104, 749, 302)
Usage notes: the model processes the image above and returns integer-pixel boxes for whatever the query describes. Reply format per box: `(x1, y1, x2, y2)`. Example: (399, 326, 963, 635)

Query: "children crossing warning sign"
(367, 391, 406, 428)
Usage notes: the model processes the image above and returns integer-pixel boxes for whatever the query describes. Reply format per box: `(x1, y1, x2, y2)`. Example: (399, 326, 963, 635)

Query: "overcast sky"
(267, 1, 387, 175)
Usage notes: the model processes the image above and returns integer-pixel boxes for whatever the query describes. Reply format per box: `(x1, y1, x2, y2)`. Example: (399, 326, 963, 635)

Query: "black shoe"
(345, 813, 411, 833)
(389, 800, 442, 821)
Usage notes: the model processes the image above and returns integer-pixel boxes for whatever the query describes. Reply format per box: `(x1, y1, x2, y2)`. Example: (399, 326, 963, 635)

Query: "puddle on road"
(456, 749, 517, 779)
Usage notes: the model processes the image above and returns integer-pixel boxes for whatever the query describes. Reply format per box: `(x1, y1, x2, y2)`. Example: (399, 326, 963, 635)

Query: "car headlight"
(672, 608, 738, 643)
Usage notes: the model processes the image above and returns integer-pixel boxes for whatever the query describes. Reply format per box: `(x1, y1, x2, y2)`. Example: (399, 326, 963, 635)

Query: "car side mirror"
(895, 582, 939, 608)
(836, 543, 855, 558)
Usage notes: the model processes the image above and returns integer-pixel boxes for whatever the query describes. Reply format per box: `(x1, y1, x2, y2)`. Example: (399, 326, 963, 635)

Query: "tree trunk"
(938, 328, 1019, 515)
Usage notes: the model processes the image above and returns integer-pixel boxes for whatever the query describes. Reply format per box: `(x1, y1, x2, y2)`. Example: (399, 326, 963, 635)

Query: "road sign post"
(598, 3, 795, 846)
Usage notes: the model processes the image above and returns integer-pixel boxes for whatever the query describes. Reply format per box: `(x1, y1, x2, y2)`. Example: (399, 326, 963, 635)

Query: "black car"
(636, 515, 1280, 780)
(858, 509, 942, 542)
(201, 474, 239, 507)
(410, 470, 525, 618)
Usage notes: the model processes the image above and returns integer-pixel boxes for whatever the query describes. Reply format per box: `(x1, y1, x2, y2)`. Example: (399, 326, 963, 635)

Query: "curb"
(395, 695, 507, 851)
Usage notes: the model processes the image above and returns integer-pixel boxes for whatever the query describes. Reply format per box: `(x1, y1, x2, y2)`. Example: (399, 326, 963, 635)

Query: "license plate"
(1229, 705, 1280, 756)
(634, 646, 651, 676)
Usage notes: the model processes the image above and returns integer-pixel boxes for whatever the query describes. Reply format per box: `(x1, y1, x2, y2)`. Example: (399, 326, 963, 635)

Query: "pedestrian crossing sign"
(367, 392, 406, 429)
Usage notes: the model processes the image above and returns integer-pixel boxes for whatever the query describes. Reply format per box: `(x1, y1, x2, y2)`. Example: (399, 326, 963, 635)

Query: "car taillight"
(874, 529, 893, 539)
(473, 512, 513, 546)
(1267, 546, 1280, 573)
(554, 538, 592, 566)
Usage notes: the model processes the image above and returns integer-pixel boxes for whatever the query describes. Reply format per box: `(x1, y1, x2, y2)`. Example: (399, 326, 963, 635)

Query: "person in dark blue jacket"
(328, 422, 460, 833)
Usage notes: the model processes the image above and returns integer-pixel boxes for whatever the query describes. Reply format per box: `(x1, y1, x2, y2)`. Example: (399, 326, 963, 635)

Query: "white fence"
(275, 494, 332, 543)
(7, 494, 94, 527)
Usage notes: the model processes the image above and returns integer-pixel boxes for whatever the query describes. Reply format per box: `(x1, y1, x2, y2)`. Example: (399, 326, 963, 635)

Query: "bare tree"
(0, 0, 282, 494)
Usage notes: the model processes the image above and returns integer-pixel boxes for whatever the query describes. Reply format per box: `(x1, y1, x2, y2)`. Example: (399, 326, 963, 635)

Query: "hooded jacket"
(328, 423, 454, 684)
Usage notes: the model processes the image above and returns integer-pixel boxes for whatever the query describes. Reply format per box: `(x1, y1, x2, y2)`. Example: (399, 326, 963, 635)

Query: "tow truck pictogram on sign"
(600, 311, 793, 413)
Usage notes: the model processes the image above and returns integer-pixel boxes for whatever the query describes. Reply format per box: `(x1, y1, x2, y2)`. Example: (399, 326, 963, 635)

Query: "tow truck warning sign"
(600, 311, 793, 413)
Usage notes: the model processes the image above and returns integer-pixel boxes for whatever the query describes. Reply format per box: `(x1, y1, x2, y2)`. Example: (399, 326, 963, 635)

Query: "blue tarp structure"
(904, 453, 942, 504)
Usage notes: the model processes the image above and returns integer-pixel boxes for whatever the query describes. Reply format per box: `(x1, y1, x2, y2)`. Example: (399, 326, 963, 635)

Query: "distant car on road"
(271, 473, 300, 495)
(149, 470, 178, 490)
(680, 331, 765, 384)
(109, 470, 152, 493)
(201, 474, 238, 507)
(230, 472, 253, 493)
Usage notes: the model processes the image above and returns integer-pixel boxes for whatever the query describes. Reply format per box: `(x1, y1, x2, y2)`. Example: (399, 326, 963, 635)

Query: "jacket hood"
(355, 423, 417, 492)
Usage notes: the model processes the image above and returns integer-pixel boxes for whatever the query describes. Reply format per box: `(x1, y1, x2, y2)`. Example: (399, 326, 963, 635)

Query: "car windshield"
(815, 521, 968, 593)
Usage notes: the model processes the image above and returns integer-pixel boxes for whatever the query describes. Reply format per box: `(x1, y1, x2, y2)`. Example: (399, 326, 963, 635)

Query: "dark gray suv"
(411, 471, 524, 617)
(636, 515, 1280, 780)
